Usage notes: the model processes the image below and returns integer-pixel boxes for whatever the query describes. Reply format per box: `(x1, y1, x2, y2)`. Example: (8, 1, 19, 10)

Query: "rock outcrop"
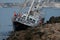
(7, 23, 60, 40)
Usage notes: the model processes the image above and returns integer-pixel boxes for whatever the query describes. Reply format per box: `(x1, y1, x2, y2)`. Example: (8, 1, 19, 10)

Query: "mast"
(25, 0, 35, 20)
(27, 0, 35, 14)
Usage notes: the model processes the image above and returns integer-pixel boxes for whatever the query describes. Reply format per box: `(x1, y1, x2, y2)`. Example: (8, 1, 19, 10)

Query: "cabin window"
(30, 18, 32, 20)
(27, 18, 32, 23)
(22, 16, 26, 20)
(32, 19, 35, 23)
(35, 7, 36, 8)
(23, 16, 26, 17)
(30, 18, 35, 23)
(28, 18, 32, 22)
(27, 17, 35, 23)
(18, 18, 20, 21)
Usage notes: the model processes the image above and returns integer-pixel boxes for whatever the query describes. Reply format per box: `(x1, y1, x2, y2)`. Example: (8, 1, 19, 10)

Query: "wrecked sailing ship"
(12, 0, 60, 31)
(12, 0, 45, 31)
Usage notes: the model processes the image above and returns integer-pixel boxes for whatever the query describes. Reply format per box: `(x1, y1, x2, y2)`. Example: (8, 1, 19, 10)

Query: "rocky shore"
(7, 23, 60, 40)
